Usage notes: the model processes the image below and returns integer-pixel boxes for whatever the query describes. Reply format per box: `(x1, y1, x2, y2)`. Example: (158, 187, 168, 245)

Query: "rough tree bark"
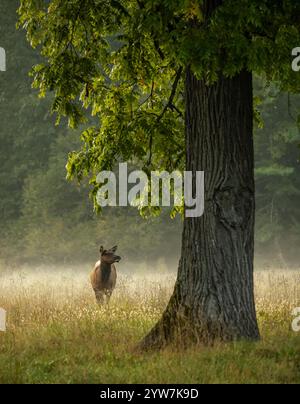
(140, 1, 260, 349)
(140, 66, 260, 350)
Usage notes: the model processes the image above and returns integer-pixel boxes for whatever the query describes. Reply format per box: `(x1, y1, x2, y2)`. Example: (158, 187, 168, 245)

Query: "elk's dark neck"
(100, 261, 112, 283)
(100, 261, 111, 270)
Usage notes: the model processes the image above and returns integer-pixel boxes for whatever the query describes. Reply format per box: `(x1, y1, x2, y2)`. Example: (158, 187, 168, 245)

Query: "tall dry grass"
(0, 267, 299, 383)
(0, 268, 299, 329)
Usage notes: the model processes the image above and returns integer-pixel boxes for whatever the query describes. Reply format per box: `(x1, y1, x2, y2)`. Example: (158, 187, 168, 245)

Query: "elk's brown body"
(90, 246, 121, 304)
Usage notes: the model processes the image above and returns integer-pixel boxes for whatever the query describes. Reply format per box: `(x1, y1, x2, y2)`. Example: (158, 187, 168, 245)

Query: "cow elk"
(90, 245, 121, 305)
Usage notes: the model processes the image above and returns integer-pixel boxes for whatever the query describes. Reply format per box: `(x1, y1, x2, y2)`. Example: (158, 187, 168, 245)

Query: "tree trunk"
(139, 66, 260, 350)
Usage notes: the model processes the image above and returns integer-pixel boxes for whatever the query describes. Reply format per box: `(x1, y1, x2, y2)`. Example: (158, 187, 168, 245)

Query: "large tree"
(18, 0, 300, 348)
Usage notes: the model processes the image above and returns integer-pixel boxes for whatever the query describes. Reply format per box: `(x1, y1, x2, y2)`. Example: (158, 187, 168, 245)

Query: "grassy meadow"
(0, 267, 299, 384)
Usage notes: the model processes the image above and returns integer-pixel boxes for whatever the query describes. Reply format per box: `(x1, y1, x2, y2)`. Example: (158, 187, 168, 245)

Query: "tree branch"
(157, 67, 183, 123)
(154, 39, 165, 61)
(147, 67, 183, 166)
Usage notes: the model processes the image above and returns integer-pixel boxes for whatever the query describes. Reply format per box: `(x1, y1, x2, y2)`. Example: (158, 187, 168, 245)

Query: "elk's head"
(100, 245, 121, 265)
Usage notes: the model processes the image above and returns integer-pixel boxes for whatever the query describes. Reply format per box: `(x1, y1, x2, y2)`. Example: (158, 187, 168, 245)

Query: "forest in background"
(0, 0, 300, 269)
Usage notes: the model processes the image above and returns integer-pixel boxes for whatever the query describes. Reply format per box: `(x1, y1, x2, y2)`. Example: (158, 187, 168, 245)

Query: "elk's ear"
(100, 246, 104, 254)
(111, 245, 118, 252)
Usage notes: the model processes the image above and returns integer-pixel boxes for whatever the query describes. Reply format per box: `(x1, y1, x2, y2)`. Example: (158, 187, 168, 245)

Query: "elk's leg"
(105, 290, 113, 305)
(94, 290, 105, 305)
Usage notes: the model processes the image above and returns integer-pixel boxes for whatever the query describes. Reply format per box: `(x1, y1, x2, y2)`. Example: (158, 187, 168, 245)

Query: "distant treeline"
(0, 0, 300, 268)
